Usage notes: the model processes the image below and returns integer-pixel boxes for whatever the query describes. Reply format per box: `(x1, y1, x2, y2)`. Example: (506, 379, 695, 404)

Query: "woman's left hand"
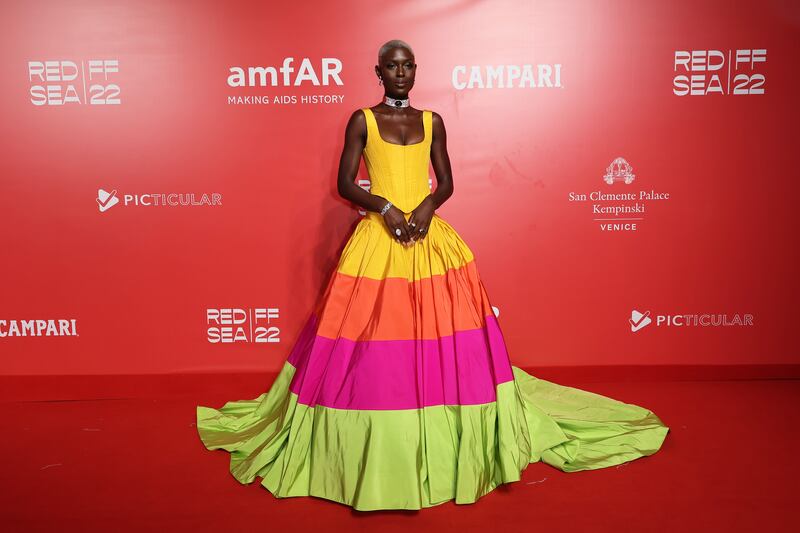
(408, 196, 435, 242)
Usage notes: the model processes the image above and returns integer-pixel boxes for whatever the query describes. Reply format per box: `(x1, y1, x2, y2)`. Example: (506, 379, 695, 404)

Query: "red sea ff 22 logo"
(673, 49, 766, 96)
(207, 308, 280, 344)
(28, 60, 120, 106)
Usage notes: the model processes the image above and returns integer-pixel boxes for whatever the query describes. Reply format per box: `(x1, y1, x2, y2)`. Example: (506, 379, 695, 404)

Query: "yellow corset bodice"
(361, 107, 432, 219)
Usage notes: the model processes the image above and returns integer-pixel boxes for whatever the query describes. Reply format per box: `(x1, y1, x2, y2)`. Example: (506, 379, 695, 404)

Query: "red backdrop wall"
(1, 0, 798, 375)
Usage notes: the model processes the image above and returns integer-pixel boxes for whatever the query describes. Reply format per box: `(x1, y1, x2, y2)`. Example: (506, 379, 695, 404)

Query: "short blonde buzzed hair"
(378, 39, 414, 63)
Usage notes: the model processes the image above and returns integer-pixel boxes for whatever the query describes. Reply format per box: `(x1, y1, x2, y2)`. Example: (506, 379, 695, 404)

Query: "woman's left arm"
(408, 111, 454, 240)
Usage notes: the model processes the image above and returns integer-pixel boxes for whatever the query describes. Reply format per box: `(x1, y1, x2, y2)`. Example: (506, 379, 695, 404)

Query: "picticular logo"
(629, 309, 652, 332)
(603, 157, 636, 185)
(95, 189, 223, 211)
(96, 189, 119, 212)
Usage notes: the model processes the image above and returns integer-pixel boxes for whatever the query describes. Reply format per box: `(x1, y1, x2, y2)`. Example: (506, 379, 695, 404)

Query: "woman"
(196, 39, 669, 511)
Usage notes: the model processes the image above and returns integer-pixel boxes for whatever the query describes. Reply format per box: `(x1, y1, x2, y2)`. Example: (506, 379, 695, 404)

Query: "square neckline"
(365, 107, 426, 147)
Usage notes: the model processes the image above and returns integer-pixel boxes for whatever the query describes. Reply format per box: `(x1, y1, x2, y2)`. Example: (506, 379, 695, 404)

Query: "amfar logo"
(566, 157, 671, 232)
(629, 309, 754, 332)
(96, 189, 223, 212)
(227, 58, 345, 105)
(29, 60, 120, 106)
(207, 307, 280, 344)
(0, 319, 78, 337)
(673, 49, 766, 96)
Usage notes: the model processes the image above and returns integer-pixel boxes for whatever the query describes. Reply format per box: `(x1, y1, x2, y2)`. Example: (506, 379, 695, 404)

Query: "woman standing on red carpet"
(195, 39, 669, 511)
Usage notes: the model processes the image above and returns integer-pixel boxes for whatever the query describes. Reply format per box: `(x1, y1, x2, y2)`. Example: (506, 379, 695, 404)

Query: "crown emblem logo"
(603, 157, 636, 185)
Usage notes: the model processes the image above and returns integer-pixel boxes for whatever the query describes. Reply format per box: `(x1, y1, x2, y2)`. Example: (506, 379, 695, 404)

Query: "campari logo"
(0, 318, 79, 337)
(452, 63, 562, 90)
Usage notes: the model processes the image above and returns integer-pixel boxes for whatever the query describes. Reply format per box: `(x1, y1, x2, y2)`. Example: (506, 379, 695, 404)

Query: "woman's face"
(377, 47, 416, 98)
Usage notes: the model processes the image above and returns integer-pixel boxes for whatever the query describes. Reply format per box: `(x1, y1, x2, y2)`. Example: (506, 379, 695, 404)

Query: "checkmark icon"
(629, 309, 651, 332)
(97, 188, 119, 212)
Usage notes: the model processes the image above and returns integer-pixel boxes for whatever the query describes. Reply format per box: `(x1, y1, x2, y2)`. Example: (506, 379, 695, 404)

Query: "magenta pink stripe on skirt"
(285, 312, 515, 410)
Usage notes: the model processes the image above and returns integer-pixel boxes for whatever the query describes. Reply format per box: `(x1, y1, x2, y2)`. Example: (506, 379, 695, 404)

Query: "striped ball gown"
(195, 107, 669, 511)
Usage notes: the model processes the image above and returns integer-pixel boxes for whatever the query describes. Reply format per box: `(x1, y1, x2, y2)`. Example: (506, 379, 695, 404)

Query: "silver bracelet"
(379, 201, 393, 216)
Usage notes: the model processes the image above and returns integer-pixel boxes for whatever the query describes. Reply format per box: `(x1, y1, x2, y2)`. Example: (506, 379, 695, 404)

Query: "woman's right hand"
(382, 206, 413, 245)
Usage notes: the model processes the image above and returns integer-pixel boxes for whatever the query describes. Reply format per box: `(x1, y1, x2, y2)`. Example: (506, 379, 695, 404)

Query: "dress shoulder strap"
(362, 107, 377, 143)
(362, 107, 377, 124)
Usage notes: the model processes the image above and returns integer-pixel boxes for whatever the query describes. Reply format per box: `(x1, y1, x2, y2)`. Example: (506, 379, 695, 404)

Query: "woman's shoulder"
(427, 109, 444, 126)
(348, 107, 370, 120)
(344, 108, 369, 136)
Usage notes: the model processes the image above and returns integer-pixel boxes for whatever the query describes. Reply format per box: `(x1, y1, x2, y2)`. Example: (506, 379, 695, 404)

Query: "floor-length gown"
(196, 107, 669, 511)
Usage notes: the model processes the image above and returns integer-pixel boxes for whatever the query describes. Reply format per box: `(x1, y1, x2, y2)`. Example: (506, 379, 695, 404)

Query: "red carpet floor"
(2, 370, 798, 532)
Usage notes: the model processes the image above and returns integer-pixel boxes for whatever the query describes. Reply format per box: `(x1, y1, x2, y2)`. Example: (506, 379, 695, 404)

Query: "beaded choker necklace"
(384, 95, 409, 108)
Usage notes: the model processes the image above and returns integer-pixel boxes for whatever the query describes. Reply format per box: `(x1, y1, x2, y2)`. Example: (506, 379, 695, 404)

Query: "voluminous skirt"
(196, 213, 669, 511)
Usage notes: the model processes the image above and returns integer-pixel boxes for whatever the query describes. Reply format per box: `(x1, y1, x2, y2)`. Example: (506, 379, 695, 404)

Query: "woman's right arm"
(336, 109, 413, 244)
